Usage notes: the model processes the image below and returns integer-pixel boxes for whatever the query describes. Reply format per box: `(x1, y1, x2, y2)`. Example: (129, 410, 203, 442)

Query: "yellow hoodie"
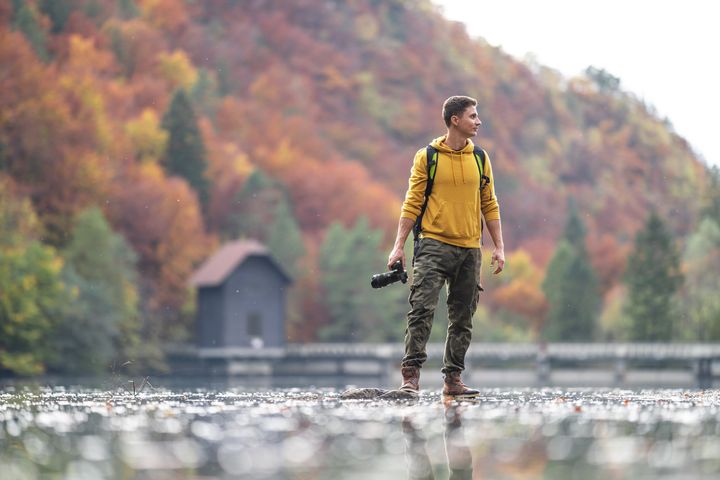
(400, 136, 500, 248)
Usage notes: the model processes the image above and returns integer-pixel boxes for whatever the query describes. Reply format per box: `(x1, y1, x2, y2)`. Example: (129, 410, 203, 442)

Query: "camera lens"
(371, 271, 396, 288)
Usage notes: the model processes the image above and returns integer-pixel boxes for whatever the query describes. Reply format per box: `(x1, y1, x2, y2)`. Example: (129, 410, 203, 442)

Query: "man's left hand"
(491, 248, 505, 274)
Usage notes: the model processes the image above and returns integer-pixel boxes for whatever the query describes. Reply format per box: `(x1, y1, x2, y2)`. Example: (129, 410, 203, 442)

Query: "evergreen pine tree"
(51, 208, 144, 374)
(318, 218, 406, 342)
(227, 170, 284, 241)
(683, 218, 720, 341)
(675, 166, 720, 342)
(39, 0, 72, 33)
(562, 200, 587, 249)
(267, 201, 305, 277)
(13, 1, 48, 61)
(624, 212, 683, 341)
(162, 90, 210, 208)
(701, 165, 720, 225)
(542, 203, 601, 341)
(117, 0, 139, 19)
(216, 59, 232, 97)
(191, 69, 219, 117)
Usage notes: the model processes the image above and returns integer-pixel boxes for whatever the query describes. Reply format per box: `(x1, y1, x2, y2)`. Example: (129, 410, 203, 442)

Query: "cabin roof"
(189, 239, 291, 287)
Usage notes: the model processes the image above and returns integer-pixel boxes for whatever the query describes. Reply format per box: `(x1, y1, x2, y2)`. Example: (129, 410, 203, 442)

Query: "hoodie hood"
(429, 136, 475, 154)
(429, 136, 475, 186)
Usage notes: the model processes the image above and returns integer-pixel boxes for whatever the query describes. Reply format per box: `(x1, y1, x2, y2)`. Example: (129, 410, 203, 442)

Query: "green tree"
(0, 243, 69, 375)
(585, 66, 621, 94)
(624, 212, 683, 341)
(266, 201, 305, 343)
(701, 165, 720, 224)
(216, 59, 232, 96)
(317, 217, 406, 342)
(117, 0, 139, 19)
(0, 182, 39, 244)
(228, 170, 284, 240)
(190, 69, 220, 117)
(162, 89, 210, 208)
(12, 1, 48, 61)
(267, 200, 305, 277)
(542, 204, 601, 341)
(0, 189, 68, 375)
(227, 169, 306, 275)
(682, 218, 720, 341)
(49, 208, 145, 374)
(39, 0, 72, 33)
(562, 199, 587, 248)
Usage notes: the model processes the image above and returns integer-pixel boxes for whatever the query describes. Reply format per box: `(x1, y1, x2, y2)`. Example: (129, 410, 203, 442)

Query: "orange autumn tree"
(488, 249, 548, 338)
(106, 163, 212, 340)
(0, 27, 111, 245)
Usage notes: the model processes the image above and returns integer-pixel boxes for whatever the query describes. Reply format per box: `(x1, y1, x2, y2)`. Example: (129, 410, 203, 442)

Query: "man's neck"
(444, 130, 469, 151)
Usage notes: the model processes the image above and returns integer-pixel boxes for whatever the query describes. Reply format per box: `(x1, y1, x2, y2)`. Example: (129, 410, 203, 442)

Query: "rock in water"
(340, 388, 388, 400)
(379, 389, 419, 401)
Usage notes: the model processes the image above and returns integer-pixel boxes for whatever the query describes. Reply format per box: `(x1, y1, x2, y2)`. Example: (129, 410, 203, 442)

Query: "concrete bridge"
(167, 343, 720, 388)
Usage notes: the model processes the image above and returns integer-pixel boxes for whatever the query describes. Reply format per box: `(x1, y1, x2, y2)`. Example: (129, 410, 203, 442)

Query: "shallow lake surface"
(1, 386, 720, 479)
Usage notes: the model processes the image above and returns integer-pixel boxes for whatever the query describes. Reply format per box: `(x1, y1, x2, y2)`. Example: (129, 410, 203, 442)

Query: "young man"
(387, 95, 505, 397)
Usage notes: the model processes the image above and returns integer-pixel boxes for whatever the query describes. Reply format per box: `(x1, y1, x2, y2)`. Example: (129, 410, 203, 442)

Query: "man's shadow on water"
(402, 399, 473, 480)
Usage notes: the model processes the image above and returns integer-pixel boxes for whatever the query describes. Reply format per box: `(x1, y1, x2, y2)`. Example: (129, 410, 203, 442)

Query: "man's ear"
(451, 115, 459, 126)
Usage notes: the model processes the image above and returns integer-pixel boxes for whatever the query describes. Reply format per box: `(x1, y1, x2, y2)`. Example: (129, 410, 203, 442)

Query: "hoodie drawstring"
(449, 151, 466, 186)
(450, 152, 457, 186)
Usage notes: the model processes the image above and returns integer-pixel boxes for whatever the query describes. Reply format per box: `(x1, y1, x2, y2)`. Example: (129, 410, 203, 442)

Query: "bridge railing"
(168, 343, 720, 387)
(280, 343, 720, 361)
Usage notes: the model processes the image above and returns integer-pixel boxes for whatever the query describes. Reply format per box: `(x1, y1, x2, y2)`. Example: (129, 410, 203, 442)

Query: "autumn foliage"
(0, 0, 711, 367)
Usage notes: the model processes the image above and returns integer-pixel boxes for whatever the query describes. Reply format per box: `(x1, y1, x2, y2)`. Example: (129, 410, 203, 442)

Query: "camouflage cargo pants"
(402, 237, 482, 374)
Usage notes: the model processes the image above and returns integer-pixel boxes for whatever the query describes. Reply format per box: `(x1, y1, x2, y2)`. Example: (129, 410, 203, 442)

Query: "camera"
(371, 260, 408, 289)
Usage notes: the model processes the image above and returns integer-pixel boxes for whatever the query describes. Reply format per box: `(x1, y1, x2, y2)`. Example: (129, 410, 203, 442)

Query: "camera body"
(371, 260, 408, 289)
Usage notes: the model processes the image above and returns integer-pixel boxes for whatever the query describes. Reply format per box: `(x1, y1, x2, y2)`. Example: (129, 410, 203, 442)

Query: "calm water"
(1, 385, 720, 479)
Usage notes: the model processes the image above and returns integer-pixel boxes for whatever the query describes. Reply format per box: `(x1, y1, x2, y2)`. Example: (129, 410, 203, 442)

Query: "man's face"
(452, 106, 482, 138)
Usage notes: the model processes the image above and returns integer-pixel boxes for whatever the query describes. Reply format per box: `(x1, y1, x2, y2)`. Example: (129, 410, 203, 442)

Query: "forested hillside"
(0, 0, 714, 374)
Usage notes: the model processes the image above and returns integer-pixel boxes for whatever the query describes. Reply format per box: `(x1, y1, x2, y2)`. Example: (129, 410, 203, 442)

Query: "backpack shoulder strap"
(473, 145, 490, 190)
(424, 145, 439, 197)
(472, 145, 486, 176)
(413, 145, 439, 241)
(473, 145, 491, 246)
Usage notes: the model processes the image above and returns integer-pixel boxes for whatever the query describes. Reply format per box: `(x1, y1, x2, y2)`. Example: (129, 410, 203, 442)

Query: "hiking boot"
(442, 371, 479, 397)
(400, 366, 420, 392)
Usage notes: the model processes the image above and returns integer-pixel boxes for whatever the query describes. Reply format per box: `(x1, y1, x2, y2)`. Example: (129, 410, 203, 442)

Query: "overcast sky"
(434, 0, 720, 167)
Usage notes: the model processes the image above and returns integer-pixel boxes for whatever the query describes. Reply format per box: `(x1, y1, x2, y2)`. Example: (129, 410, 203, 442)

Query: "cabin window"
(247, 312, 262, 337)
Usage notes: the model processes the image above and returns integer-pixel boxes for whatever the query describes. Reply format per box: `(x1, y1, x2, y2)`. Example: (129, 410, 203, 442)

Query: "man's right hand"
(388, 217, 414, 269)
(387, 247, 405, 270)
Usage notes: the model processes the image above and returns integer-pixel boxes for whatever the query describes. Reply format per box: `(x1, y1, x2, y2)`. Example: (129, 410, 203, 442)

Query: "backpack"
(412, 145, 490, 261)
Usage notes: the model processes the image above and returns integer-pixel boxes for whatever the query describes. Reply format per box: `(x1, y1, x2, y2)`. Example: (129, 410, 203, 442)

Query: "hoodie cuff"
(483, 211, 501, 222)
(401, 211, 418, 222)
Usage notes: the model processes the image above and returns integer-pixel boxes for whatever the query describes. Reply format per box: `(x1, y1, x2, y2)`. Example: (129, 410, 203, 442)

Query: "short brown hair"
(442, 95, 477, 127)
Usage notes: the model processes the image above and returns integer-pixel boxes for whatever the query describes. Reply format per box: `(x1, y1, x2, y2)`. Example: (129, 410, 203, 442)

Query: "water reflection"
(1, 387, 720, 478)
(403, 398, 552, 480)
(401, 400, 474, 480)
(443, 401, 473, 480)
(402, 415, 435, 479)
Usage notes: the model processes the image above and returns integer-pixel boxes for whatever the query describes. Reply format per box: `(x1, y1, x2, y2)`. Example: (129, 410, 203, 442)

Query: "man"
(387, 95, 505, 397)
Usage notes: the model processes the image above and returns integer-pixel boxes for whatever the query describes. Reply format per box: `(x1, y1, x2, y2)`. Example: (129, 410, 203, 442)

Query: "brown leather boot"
(400, 366, 420, 392)
(442, 371, 479, 397)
